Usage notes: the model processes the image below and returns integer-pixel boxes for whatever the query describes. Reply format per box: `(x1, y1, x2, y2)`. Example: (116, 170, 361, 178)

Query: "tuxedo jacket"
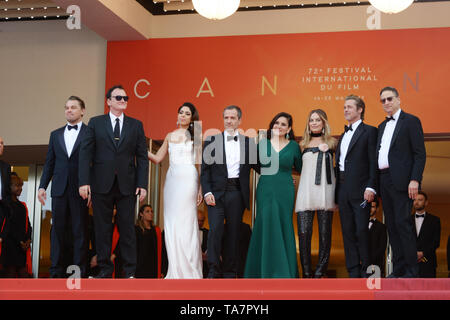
(39, 123, 87, 197)
(377, 110, 426, 192)
(368, 219, 388, 269)
(200, 133, 257, 210)
(412, 212, 441, 269)
(79, 114, 148, 195)
(0, 160, 11, 202)
(335, 122, 378, 200)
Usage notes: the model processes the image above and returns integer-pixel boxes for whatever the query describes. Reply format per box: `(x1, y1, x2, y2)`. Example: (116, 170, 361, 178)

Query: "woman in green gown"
(244, 112, 302, 278)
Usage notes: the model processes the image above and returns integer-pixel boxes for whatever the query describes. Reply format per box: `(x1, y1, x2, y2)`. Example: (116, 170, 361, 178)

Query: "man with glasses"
(376, 86, 426, 278)
(79, 85, 148, 278)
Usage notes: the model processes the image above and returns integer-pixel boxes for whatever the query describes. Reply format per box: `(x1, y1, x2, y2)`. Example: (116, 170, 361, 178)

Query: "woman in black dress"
(135, 204, 167, 278)
(1, 174, 32, 278)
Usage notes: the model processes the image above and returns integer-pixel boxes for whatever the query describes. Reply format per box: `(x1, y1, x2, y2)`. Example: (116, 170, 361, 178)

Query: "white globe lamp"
(369, 0, 414, 14)
(192, 0, 241, 20)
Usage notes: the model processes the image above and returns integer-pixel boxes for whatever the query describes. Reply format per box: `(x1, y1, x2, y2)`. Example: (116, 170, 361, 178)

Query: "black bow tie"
(344, 124, 353, 133)
(369, 218, 376, 223)
(416, 214, 425, 219)
(227, 135, 238, 142)
(68, 124, 78, 131)
(386, 116, 394, 122)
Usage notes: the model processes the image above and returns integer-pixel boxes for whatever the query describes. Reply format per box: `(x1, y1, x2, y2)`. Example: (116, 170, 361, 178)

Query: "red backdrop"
(106, 27, 450, 139)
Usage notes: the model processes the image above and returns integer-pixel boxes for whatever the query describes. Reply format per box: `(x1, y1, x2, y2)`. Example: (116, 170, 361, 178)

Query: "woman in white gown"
(148, 102, 203, 279)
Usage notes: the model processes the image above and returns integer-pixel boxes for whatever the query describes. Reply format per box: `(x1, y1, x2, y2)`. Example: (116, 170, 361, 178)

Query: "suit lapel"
(239, 134, 246, 172)
(57, 126, 69, 157)
(346, 123, 364, 156)
(71, 123, 86, 156)
(222, 132, 228, 176)
(104, 114, 116, 147)
(118, 115, 130, 149)
(389, 110, 404, 149)
(417, 214, 429, 239)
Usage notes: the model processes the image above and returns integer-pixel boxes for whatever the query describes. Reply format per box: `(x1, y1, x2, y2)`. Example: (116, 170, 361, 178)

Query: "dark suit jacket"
(0, 160, 11, 202)
(335, 122, 378, 200)
(200, 133, 257, 209)
(368, 219, 388, 270)
(377, 110, 426, 191)
(412, 212, 441, 270)
(79, 114, 148, 195)
(39, 123, 87, 196)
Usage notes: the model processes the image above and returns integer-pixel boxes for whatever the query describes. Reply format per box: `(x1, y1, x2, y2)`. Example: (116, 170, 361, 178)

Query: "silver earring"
(286, 133, 289, 139)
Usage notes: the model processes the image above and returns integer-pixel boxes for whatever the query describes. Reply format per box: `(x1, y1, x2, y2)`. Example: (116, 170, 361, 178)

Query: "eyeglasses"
(380, 96, 395, 104)
(111, 95, 129, 102)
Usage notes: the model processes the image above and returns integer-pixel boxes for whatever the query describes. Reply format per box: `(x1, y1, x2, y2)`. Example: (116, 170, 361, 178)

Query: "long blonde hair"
(300, 109, 337, 151)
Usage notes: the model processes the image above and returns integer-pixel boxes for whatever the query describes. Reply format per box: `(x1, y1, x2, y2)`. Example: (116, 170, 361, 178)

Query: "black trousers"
(92, 177, 137, 277)
(50, 186, 88, 277)
(379, 171, 418, 277)
(206, 186, 245, 278)
(338, 188, 370, 278)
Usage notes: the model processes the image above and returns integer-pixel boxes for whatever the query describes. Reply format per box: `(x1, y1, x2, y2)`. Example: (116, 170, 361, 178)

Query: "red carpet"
(0, 278, 449, 300)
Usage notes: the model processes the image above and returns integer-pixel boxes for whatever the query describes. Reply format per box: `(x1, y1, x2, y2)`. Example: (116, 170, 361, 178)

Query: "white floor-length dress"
(163, 141, 202, 279)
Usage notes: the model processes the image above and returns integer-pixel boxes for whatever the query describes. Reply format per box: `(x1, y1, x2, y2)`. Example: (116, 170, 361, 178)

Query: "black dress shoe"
(94, 271, 113, 278)
(399, 272, 417, 278)
(387, 273, 402, 278)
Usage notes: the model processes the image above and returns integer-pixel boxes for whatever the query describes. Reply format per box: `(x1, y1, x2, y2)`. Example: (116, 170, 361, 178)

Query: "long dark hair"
(178, 102, 200, 143)
(267, 112, 295, 140)
(137, 204, 154, 232)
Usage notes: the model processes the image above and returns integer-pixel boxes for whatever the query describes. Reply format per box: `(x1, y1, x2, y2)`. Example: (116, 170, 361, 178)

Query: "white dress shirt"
(64, 120, 83, 157)
(378, 108, 401, 170)
(339, 119, 362, 172)
(415, 211, 426, 236)
(109, 112, 124, 135)
(224, 130, 240, 179)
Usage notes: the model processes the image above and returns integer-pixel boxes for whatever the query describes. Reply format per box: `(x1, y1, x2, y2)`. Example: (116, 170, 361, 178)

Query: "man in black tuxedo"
(368, 198, 387, 277)
(201, 105, 256, 278)
(377, 86, 426, 278)
(79, 85, 148, 278)
(412, 191, 440, 278)
(38, 96, 89, 278)
(0, 137, 11, 245)
(335, 95, 378, 278)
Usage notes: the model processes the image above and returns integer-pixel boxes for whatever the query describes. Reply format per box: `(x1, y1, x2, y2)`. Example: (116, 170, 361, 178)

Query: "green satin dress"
(244, 139, 302, 278)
